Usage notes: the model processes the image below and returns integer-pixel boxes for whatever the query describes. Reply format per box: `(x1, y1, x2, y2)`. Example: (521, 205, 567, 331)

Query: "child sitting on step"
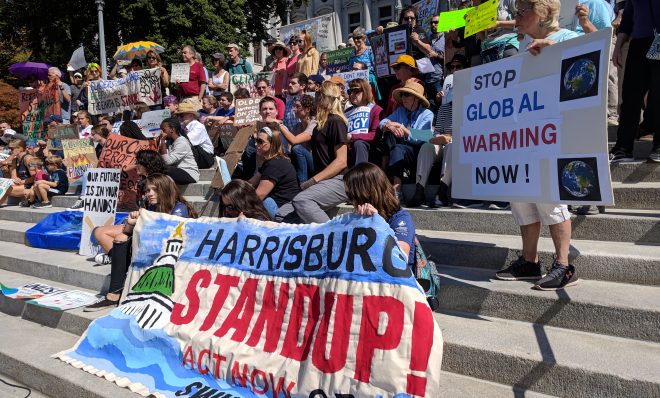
(29, 156, 68, 209)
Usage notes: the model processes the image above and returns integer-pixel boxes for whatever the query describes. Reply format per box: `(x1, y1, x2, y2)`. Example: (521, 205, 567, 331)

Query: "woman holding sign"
(85, 174, 196, 311)
(345, 78, 383, 166)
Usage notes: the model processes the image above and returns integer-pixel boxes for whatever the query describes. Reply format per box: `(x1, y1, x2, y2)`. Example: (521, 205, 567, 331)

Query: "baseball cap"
(309, 75, 325, 84)
(226, 43, 240, 51)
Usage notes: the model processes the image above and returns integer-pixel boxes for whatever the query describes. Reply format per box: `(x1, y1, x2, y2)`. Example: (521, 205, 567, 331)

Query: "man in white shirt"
(174, 102, 215, 168)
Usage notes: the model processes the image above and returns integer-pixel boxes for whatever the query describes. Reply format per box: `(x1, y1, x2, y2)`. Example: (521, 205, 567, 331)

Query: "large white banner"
(279, 12, 342, 52)
(88, 68, 162, 115)
(452, 28, 614, 205)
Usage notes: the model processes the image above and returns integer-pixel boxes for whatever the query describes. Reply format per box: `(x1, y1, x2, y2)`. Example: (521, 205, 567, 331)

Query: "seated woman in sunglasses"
(219, 180, 272, 221)
(247, 126, 300, 218)
(379, 80, 434, 199)
(345, 78, 383, 166)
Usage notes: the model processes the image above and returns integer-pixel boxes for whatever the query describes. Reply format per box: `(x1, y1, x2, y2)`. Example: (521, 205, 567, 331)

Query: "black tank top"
(15, 154, 29, 180)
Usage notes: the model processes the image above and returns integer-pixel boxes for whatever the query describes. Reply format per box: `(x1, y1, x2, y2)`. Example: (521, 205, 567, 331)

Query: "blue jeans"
(290, 145, 314, 184)
(263, 197, 278, 219)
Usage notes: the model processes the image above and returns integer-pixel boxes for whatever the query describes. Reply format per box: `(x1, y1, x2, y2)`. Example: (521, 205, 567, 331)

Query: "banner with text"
(88, 68, 162, 115)
(229, 72, 274, 97)
(98, 135, 157, 210)
(279, 12, 341, 52)
(452, 28, 614, 205)
(62, 138, 98, 185)
(57, 212, 443, 398)
(334, 70, 370, 93)
(79, 168, 121, 256)
(325, 47, 355, 74)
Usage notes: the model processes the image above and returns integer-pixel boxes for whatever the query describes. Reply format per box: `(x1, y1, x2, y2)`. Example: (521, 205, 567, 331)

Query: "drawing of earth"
(562, 58, 597, 98)
(561, 160, 597, 198)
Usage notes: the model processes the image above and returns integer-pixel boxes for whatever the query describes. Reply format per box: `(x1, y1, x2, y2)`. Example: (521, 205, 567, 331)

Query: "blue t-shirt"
(214, 107, 235, 117)
(547, 29, 580, 43)
(574, 0, 614, 35)
(48, 169, 69, 194)
(388, 209, 416, 272)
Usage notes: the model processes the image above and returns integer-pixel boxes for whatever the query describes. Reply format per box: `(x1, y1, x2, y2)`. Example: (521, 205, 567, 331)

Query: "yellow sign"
(464, 0, 499, 38)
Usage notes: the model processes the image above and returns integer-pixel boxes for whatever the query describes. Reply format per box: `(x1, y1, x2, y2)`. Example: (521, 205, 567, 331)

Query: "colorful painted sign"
(80, 168, 121, 256)
(229, 72, 274, 96)
(20, 85, 60, 145)
(47, 124, 79, 150)
(57, 211, 443, 397)
(452, 28, 614, 204)
(325, 47, 355, 74)
(62, 138, 98, 185)
(88, 68, 162, 115)
(0, 282, 66, 300)
(413, 0, 440, 39)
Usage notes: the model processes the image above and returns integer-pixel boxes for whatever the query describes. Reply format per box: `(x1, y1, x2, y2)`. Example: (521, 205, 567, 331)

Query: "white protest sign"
(452, 28, 614, 205)
(346, 105, 372, 136)
(0, 178, 13, 201)
(229, 72, 273, 96)
(28, 290, 101, 311)
(279, 12, 341, 52)
(136, 109, 170, 138)
(88, 68, 162, 115)
(79, 168, 121, 256)
(1, 282, 66, 300)
(442, 74, 454, 105)
(334, 70, 370, 92)
(170, 63, 190, 83)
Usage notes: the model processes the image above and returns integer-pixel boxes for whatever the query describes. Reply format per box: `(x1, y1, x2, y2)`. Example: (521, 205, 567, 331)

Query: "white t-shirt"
(184, 119, 214, 154)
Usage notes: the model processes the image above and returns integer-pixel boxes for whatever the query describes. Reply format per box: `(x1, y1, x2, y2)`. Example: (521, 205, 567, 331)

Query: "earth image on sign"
(563, 58, 597, 98)
(561, 160, 597, 198)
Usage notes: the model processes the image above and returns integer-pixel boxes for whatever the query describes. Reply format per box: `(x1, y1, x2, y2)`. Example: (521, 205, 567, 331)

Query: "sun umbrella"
(8, 61, 51, 81)
(113, 41, 165, 61)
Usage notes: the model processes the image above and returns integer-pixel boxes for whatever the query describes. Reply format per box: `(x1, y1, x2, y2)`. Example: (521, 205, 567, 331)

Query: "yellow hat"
(390, 54, 418, 72)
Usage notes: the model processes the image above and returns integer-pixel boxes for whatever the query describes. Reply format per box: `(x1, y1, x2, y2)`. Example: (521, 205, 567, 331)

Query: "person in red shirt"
(255, 78, 284, 120)
(176, 45, 207, 110)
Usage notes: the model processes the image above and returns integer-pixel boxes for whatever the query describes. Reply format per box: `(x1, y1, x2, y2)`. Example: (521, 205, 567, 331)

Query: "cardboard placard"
(62, 138, 98, 185)
(233, 97, 261, 126)
(207, 122, 239, 155)
(210, 124, 256, 189)
(79, 168, 121, 256)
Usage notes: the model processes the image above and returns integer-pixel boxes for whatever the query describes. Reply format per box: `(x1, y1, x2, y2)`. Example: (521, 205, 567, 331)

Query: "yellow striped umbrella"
(113, 41, 165, 61)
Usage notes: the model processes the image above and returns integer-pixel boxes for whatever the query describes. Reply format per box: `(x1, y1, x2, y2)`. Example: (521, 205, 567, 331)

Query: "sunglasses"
(431, 20, 439, 24)
(353, 37, 365, 42)
(147, 56, 157, 60)
(347, 88, 362, 95)
(392, 64, 403, 71)
(255, 137, 269, 145)
(404, 16, 417, 21)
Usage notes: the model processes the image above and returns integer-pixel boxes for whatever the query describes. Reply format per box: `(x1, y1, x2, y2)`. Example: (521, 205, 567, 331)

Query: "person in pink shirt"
(286, 37, 301, 82)
(270, 41, 290, 98)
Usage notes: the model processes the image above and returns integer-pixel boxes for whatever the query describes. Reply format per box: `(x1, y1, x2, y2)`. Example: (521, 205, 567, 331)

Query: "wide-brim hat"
(393, 80, 429, 108)
(390, 54, 418, 72)
(269, 41, 292, 57)
(174, 101, 200, 117)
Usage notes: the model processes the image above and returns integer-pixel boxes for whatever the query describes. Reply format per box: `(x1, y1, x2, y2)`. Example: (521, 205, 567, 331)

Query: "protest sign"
(346, 105, 372, 137)
(62, 138, 98, 185)
(28, 290, 101, 311)
(136, 109, 170, 138)
(18, 89, 40, 116)
(170, 63, 190, 83)
(233, 97, 261, 126)
(368, 25, 412, 78)
(98, 135, 157, 210)
(413, 0, 440, 39)
(229, 72, 273, 96)
(0, 178, 13, 201)
(79, 168, 121, 256)
(20, 85, 60, 145)
(464, 0, 498, 38)
(210, 125, 255, 189)
(67, 45, 87, 71)
(437, 7, 474, 32)
(279, 12, 341, 52)
(334, 70, 370, 92)
(206, 122, 238, 155)
(47, 124, 78, 150)
(57, 211, 443, 397)
(325, 47, 355, 74)
(0, 282, 66, 300)
(88, 68, 162, 115)
(452, 28, 614, 205)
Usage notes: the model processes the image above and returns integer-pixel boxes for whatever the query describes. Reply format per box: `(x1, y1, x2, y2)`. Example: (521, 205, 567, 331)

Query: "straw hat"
(174, 102, 199, 117)
(269, 41, 292, 57)
(393, 80, 429, 108)
(390, 54, 418, 73)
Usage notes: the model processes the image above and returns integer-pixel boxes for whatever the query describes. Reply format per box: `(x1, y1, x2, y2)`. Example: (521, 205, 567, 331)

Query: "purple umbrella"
(8, 61, 51, 81)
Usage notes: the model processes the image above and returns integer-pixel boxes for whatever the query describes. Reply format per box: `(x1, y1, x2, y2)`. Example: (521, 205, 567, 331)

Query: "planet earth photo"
(561, 160, 598, 198)
(562, 58, 597, 99)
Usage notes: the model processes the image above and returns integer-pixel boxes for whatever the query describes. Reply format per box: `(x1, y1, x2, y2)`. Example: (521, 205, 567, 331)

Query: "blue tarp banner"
(25, 210, 128, 251)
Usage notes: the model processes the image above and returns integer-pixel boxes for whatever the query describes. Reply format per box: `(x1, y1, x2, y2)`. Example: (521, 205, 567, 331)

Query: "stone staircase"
(0, 141, 658, 397)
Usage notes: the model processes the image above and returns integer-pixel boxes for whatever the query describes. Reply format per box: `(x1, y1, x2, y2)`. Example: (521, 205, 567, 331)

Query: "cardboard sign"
(368, 25, 412, 78)
(62, 138, 98, 185)
(98, 135, 157, 210)
(452, 28, 614, 205)
(413, 0, 440, 39)
(88, 68, 162, 115)
(0, 282, 66, 300)
(57, 211, 443, 397)
(325, 47, 355, 74)
(28, 290, 101, 311)
(170, 63, 191, 83)
(233, 97, 261, 126)
(210, 125, 256, 189)
(464, 0, 498, 38)
(279, 12, 342, 52)
(333, 70, 370, 92)
(207, 122, 239, 154)
(229, 72, 273, 96)
(0, 178, 13, 202)
(79, 168, 121, 256)
(47, 124, 79, 150)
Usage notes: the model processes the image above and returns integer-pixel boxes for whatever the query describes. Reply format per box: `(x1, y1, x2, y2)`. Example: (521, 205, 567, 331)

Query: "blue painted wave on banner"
(131, 213, 417, 289)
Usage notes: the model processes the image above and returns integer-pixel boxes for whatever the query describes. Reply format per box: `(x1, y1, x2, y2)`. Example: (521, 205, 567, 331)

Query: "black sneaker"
(407, 184, 426, 207)
(437, 181, 451, 207)
(31, 201, 52, 209)
(575, 205, 599, 215)
(18, 200, 33, 208)
(609, 149, 634, 163)
(533, 262, 578, 290)
(83, 297, 119, 312)
(495, 256, 544, 281)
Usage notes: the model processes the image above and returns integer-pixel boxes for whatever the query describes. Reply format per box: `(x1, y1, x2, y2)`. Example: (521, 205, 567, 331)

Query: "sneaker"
(609, 149, 634, 163)
(67, 198, 85, 210)
(533, 261, 579, 290)
(488, 202, 510, 210)
(649, 148, 660, 163)
(18, 200, 32, 208)
(452, 200, 483, 209)
(31, 201, 52, 209)
(607, 116, 619, 126)
(407, 183, 426, 208)
(94, 253, 112, 265)
(83, 297, 119, 312)
(575, 205, 599, 215)
(495, 256, 544, 281)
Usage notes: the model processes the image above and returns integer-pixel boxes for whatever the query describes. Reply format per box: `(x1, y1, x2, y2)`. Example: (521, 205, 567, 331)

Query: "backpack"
(413, 236, 441, 312)
(191, 144, 215, 169)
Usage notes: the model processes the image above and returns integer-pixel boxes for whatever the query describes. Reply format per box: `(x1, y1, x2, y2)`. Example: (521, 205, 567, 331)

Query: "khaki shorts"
(510, 202, 571, 226)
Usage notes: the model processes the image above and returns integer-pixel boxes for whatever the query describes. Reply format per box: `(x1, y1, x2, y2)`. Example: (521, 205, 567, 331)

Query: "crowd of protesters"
(0, 0, 657, 304)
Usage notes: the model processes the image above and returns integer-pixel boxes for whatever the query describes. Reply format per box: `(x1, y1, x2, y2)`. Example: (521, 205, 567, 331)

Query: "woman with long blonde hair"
(275, 81, 350, 223)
